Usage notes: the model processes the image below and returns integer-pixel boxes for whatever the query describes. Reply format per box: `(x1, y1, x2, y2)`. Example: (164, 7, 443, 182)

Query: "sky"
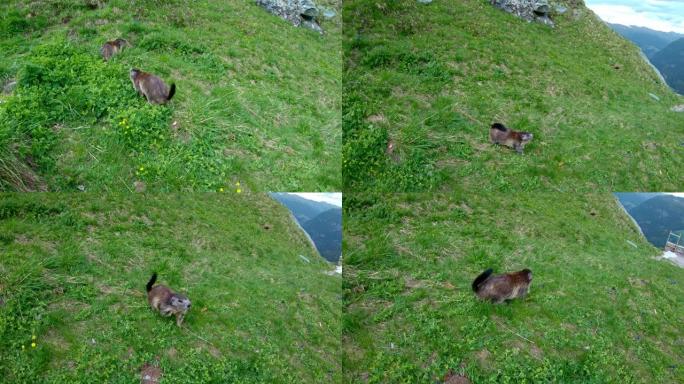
(291, 192, 342, 207)
(585, 0, 684, 33)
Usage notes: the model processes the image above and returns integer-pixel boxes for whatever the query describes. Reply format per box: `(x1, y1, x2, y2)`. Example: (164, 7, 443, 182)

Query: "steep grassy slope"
(344, 0, 684, 192)
(0, 0, 341, 192)
(343, 193, 684, 383)
(0, 193, 340, 383)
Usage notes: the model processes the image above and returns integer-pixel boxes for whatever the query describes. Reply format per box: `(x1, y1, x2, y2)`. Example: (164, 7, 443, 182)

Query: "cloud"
(290, 193, 342, 207)
(585, 0, 684, 33)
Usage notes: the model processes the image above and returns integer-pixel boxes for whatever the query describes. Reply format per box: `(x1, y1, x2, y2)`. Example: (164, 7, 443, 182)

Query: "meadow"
(343, 192, 684, 383)
(0, 0, 341, 192)
(344, 0, 684, 192)
(0, 193, 341, 383)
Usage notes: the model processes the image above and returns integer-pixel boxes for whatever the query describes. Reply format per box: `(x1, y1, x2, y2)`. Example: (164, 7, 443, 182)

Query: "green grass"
(343, 0, 684, 192)
(343, 193, 684, 383)
(0, 0, 341, 192)
(0, 193, 341, 383)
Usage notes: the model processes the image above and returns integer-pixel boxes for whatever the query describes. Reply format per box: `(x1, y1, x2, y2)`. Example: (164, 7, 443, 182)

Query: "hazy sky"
(585, 0, 684, 33)
(291, 193, 342, 207)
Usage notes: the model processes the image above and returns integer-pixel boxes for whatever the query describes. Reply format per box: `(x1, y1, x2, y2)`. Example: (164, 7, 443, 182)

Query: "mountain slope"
(271, 193, 338, 224)
(0, 0, 341, 192)
(628, 194, 684, 248)
(344, 0, 684, 192)
(0, 193, 340, 383)
(343, 192, 684, 382)
(651, 38, 684, 95)
(607, 23, 683, 58)
(614, 192, 662, 212)
(302, 207, 342, 262)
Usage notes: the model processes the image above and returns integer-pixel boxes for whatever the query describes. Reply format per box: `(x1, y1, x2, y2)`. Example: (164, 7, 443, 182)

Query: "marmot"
(130, 69, 176, 105)
(489, 123, 533, 154)
(146, 272, 191, 326)
(100, 38, 129, 61)
(472, 268, 532, 303)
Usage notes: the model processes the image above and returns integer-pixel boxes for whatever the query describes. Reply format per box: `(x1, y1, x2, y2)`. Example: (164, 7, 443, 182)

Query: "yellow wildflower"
(219, 188, 224, 192)
(236, 188, 242, 194)
(31, 342, 36, 348)
(32, 335, 36, 340)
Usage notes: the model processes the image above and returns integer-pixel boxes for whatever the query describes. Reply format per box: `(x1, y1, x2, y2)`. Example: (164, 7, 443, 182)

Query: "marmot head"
(170, 294, 191, 312)
(520, 268, 533, 282)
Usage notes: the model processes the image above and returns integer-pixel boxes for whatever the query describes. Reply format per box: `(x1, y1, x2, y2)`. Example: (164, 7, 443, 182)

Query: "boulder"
(256, 0, 324, 33)
(490, 0, 554, 27)
(2, 80, 16, 94)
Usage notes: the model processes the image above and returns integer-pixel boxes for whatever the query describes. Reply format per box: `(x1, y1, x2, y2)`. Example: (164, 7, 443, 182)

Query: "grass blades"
(343, 192, 684, 383)
(0, 193, 341, 383)
(343, 0, 684, 192)
(0, 0, 341, 191)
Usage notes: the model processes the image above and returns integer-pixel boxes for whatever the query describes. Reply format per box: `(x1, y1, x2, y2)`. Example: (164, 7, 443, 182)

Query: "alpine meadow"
(343, 192, 684, 383)
(343, 0, 684, 192)
(0, 0, 341, 192)
(0, 193, 341, 383)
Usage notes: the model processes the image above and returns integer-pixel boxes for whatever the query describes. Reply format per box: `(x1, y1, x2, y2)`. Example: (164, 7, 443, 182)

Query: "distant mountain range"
(607, 23, 684, 94)
(607, 24, 683, 58)
(271, 193, 342, 263)
(615, 193, 684, 248)
(614, 192, 662, 211)
(651, 38, 684, 95)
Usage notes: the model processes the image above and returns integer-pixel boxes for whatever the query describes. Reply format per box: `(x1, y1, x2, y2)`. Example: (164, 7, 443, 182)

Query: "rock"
(133, 181, 146, 193)
(648, 93, 660, 101)
(2, 80, 17, 94)
(671, 104, 684, 112)
(555, 5, 567, 14)
(418, 0, 433, 4)
(572, 8, 583, 20)
(256, 0, 324, 33)
(322, 9, 336, 19)
(490, 0, 554, 26)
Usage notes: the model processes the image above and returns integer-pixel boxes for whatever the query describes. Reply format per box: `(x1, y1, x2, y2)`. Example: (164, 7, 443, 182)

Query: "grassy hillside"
(0, 0, 341, 192)
(0, 193, 340, 383)
(344, 0, 684, 192)
(343, 193, 684, 383)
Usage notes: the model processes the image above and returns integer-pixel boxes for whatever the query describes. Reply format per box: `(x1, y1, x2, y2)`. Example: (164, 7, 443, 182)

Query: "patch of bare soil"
(140, 363, 162, 384)
(442, 370, 472, 384)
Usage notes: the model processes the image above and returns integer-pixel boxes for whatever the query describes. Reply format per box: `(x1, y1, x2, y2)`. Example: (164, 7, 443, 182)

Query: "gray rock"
(322, 9, 336, 19)
(256, 0, 324, 33)
(2, 80, 16, 94)
(671, 104, 684, 112)
(490, 0, 554, 26)
(418, 0, 433, 4)
(648, 93, 660, 101)
(555, 5, 567, 14)
(572, 8, 583, 20)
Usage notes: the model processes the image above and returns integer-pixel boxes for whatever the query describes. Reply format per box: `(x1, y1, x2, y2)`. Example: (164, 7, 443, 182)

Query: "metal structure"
(664, 231, 684, 256)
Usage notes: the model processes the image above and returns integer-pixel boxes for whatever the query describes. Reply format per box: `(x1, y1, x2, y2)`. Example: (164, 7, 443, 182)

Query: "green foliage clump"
(0, 39, 135, 177)
(112, 104, 173, 152)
